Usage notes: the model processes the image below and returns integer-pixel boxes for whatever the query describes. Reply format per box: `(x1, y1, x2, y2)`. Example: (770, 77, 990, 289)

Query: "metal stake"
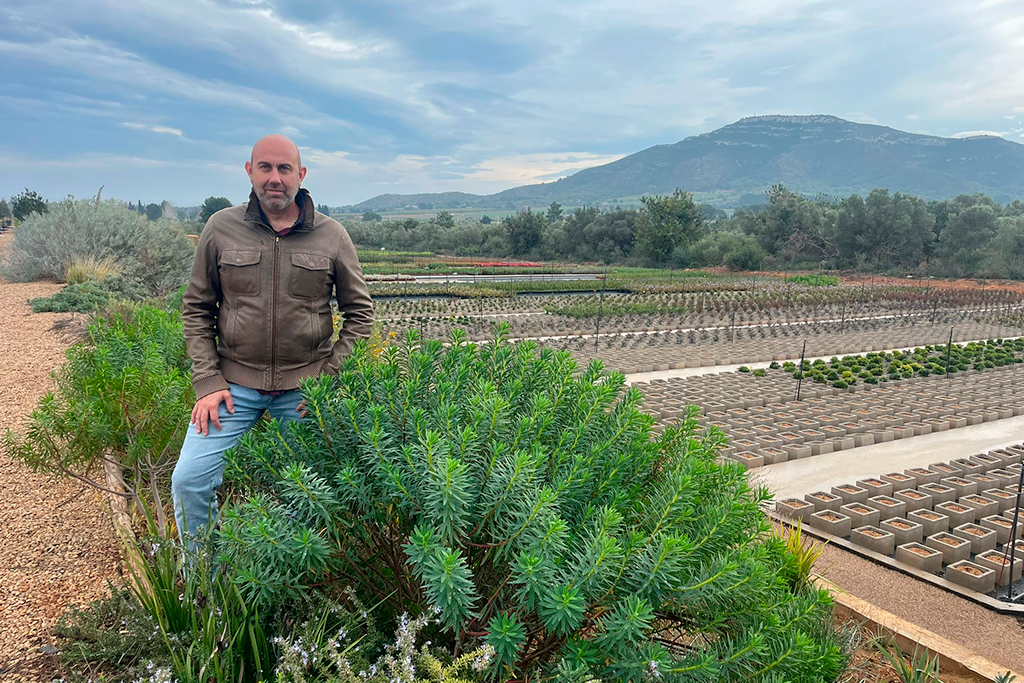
(594, 263, 608, 353)
(795, 340, 807, 402)
(1008, 465, 1024, 601)
(945, 327, 953, 380)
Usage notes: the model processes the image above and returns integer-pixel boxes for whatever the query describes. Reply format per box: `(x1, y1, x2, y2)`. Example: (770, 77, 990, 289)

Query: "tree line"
(348, 186, 1024, 278)
(9, 185, 1024, 278)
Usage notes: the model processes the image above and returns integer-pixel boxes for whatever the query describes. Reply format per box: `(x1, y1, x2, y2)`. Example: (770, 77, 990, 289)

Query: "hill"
(351, 115, 1024, 210)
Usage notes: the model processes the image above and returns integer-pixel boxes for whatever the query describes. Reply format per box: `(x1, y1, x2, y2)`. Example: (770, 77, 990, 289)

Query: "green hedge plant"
(215, 323, 845, 681)
(3, 301, 192, 532)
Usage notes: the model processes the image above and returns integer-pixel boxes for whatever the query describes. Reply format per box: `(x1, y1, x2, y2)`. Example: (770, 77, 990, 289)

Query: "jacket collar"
(244, 187, 315, 231)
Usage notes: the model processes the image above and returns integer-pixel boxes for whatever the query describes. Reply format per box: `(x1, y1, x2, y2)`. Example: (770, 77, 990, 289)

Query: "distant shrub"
(29, 275, 151, 313)
(1, 195, 194, 297)
(786, 274, 839, 287)
(29, 281, 110, 313)
(724, 241, 768, 271)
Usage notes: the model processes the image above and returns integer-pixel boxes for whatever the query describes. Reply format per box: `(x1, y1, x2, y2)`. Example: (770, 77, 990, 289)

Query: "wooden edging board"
(819, 577, 1022, 681)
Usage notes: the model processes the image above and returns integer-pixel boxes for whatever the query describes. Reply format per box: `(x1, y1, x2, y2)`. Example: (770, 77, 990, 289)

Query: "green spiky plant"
(871, 638, 941, 683)
(216, 322, 846, 681)
(778, 520, 827, 592)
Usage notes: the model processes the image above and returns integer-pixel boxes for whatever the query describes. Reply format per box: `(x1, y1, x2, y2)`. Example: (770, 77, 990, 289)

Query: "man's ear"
(245, 160, 253, 178)
(298, 166, 307, 183)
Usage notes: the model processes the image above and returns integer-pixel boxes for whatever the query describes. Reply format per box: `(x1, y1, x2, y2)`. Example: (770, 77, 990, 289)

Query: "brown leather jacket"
(182, 190, 374, 399)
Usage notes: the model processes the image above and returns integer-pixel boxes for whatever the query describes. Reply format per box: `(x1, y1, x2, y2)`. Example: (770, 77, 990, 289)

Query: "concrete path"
(758, 414, 1024, 501)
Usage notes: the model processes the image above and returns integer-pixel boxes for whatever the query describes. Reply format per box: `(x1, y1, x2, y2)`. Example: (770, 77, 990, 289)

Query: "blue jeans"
(171, 382, 307, 544)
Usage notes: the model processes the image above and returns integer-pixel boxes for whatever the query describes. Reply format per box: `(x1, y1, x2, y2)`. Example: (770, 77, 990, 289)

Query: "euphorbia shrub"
(218, 324, 845, 681)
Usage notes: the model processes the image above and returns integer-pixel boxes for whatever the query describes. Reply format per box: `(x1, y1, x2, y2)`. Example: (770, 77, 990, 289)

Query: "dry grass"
(64, 254, 120, 284)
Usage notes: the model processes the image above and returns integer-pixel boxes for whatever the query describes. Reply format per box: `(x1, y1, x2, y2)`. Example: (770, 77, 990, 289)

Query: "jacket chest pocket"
(219, 250, 262, 296)
(288, 252, 332, 299)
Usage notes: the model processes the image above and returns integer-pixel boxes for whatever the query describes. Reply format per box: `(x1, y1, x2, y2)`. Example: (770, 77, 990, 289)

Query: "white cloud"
(461, 151, 627, 184)
(123, 122, 183, 136)
(0, 32, 364, 135)
(385, 155, 434, 173)
(0, 152, 170, 169)
(761, 64, 795, 77)
(846, 111, 879, 124)
(151, 126, 183, 136)
(950, 130, 1007, 138)
(300, 147, 366, 174)
(248, 7, 391, 59)
(895, 3, 1024, 118)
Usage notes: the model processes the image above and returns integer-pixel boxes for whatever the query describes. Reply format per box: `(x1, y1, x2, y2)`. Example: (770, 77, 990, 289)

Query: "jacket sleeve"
(322, 226, 374, 375)
(182, 222, 230, 398)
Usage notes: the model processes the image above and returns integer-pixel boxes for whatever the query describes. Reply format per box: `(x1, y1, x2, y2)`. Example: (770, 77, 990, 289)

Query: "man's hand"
(296, 399, 309, 419)
(192, 389, 234, 436)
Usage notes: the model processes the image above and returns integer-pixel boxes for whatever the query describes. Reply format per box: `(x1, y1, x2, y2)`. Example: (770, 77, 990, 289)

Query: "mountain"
(351, 115, 1024, 210)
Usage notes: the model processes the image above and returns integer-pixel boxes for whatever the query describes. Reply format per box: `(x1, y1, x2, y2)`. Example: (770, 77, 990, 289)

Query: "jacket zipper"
(272, 234, 279, 389)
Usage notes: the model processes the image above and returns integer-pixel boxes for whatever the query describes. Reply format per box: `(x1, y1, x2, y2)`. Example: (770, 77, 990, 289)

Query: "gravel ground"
(819, 542, 1024, 674)
(0, 233, 122, 682)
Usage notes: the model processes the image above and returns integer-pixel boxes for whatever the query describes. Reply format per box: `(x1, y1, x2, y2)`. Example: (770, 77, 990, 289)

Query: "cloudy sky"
(1, 0, 1023, 206)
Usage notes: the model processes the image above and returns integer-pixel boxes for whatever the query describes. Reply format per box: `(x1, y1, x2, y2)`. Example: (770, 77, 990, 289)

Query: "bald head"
(246, 134, 307, 214)
(251, 134, 301, 167)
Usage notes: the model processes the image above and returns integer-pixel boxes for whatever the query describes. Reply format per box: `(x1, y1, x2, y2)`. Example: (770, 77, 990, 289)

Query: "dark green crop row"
(772, 338, 1024, 388)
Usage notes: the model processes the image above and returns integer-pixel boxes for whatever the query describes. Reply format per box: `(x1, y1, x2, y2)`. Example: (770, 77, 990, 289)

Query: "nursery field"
(6, 234, 1024, 682)
(365, 275, 1024, 676)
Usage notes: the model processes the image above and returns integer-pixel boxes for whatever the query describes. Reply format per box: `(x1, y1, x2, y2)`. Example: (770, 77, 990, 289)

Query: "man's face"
(245, 140, 306, 212)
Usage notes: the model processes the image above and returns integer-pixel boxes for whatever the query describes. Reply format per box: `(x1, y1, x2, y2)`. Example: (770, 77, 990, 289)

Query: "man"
(171, 134, 373, 543)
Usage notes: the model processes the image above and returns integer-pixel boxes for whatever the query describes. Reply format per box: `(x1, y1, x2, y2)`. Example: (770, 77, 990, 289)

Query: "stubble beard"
(256, 184, 296, 213)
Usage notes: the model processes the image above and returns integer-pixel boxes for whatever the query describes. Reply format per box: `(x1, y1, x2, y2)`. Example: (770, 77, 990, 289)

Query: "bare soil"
(839, 627, 987, 683)
(0, 233, 122, 681)
(956, 565, 985, 576)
